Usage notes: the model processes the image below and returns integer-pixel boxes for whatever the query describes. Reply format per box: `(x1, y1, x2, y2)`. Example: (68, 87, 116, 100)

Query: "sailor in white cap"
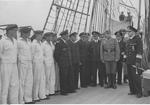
(0, 24, 19, 104)
(17, 26, 34, 104)
(31, 30, 47, 102)
(42, 32, 56, 97)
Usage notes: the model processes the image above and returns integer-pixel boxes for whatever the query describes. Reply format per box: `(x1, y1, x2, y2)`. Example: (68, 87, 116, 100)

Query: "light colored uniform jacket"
(31, 39, 46, 100)
(17, 38, 33, 103)
(0, 36, 19, 104)
(42, 41, 55, 95)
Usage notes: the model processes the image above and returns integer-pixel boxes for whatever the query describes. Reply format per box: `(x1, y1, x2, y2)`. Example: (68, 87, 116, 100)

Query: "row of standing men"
(0, 24, 57, 104)
(0, 24, 143, 104)
(53, 25, 143, 98)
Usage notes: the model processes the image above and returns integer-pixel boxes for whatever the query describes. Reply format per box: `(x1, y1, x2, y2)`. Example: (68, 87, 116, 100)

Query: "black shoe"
(104, 84, 111, 89)
(81, 85, 88, 88)
(25, 101, 35, 104)
(128, 92, 135, 95)
(100, 84, 104, 87)
(112, 84, 117, 89)
(50, 94, 55, 96)
(117, 82, 122, 85)
(33, 99, 40, 102)
(104, 84, 107, 88)
(46, 95, 51, 99)
(41, 97, 49, 100)
(136, 93, 142, 98)
(124, 80, 128, 83)
(91, 84, 97, 87)
(61, 92, 68, 95)
(68, 90, 76, 93)
(143, 94, 149, 97)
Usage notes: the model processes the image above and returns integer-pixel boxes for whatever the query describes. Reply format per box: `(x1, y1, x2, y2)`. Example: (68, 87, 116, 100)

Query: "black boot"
(112, 74, 117, 89)
(124, 74, 128, 83)
(105, 74, 111, 88)
(110, 74, 113, 88)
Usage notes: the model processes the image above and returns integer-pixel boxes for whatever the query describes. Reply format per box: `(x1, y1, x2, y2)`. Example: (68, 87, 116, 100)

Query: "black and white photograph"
(0, 0, 150, 104)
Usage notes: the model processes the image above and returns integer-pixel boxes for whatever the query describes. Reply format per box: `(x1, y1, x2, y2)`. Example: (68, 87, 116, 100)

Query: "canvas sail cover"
(106, 19, 130, 34)
(141, 0, 150, 69)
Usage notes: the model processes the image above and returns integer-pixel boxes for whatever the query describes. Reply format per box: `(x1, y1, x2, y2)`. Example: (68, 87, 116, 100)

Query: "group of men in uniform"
(54, 25, 143, 98)
(0, 23, 143, 104)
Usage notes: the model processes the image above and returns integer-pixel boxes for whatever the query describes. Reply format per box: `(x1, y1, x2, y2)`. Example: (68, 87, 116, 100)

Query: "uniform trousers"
(72, 63, 80, 89)
(18, 60, 33, 104)
(44, 60, 55, 95)
(80, 61, 89, 87)
(127, 64, 142, 95)
(105, 61, 117, 74)
(91, 61, 99, 85)
(32, 60, 46, 100)
(99, 62, 107, 85)
(68, 66, 75, 92)
(117, 61, 123, 83)
(0, 63, 19, 104)
(59, 64, 70, 93)
(55, 62, 60, 91)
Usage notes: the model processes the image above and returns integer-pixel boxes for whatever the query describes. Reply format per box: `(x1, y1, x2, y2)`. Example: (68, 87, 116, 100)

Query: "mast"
(137, 0, 142, 30)
(89, 0, 97, 33)
(109, 0, 113, 30)
(43, 0, 55, 31)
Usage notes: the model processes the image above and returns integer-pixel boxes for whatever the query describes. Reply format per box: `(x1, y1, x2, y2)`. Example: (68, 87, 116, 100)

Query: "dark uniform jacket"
(125, 35, 143, 65)
(77, 40, 90, 64)
(118, 40, 126, 62)
(67, 39, 80, 65)
(54, 38, 72, 67)
(89, 40, 101, 62)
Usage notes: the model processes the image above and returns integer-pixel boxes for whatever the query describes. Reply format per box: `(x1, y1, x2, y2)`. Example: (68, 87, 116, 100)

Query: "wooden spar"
(119, 2, 136, 9)
(63, 0, 73, 31)
(43, 0, 55, 31)
(53, 3, 90, 16)
(137, 0, 142, 30)
(57, 1, 70, 33)
(84, 0, 91, 32)
(66, 0, 77, 29)
(70, 0, 80, 33)
(77, 0, 87, 33)
(53, 0, 64, 32)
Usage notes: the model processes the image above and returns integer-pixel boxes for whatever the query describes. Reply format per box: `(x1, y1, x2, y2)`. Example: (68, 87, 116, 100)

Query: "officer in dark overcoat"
(67, 32, 80, 89)
(54, 30, 74, 95)
(78, 32, 90, 88)
(115, 31, 126, 85)
(124, 26, 143, 98)
(89, 31, 101, 86)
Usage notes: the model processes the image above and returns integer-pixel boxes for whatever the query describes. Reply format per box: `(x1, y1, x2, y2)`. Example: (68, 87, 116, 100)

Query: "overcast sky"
(0, 0, 145, 31)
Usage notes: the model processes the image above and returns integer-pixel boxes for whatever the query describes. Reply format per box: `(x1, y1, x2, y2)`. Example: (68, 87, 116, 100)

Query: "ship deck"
(37, 84, 150, 104)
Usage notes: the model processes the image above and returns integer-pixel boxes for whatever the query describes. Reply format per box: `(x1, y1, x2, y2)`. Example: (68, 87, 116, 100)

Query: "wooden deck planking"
(37, 84, 150, 104)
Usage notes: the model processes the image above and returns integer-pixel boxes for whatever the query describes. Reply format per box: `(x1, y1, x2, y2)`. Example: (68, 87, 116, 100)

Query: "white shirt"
(61, 38, 67, 44)
(93, 39, 98, 43)
(0, 36, 17, 63)
(17, 38, 32, 61)
(129, 34, 135, 39)
(31, 39, 44, 62)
